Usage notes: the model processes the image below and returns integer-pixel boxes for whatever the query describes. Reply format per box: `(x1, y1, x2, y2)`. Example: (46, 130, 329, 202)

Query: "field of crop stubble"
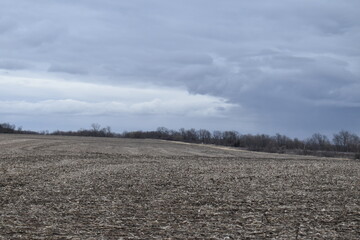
(0, 134, 359, 239)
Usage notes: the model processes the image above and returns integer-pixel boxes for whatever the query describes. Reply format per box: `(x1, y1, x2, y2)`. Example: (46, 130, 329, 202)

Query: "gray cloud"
(48, 64, 88, 75)
(0, 0, 359, 136)
(0, 59, 30, 70)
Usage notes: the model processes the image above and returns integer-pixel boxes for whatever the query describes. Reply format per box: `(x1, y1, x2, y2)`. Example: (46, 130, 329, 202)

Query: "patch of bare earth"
(0, 134, 359, 239)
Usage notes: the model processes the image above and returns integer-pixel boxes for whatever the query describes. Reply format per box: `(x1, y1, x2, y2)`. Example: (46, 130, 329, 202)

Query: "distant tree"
(169, 130, 183, 141)
(101, 126, 113, 137)
(157, 127, 169, 134)
(179, 128, 187, 140)
(212, 131, 223, 145)
(184, 128, 198, 142)
(91, 123, 101, 132)
(306, 133, 331, 151)
(222, 131, 239, 146)
(157, 127, 170, 139)
(293, 138, 305, 149)
(333, 130, 360, 152)
(274, 133, 292, 149)
(197, 129, 211, 144)
(257, 134, 273, 150)
(0, 123, 16, 133)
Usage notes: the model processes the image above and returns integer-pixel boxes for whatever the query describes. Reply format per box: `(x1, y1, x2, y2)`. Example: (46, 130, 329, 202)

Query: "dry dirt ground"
(0, 134, 359, 239)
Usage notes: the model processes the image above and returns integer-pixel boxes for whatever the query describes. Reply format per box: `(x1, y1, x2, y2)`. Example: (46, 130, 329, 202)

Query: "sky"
(1, 0, 359, 138)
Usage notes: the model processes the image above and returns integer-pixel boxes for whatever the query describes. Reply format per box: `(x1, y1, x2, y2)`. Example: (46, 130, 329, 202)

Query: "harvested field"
(0, 134, 359, 239)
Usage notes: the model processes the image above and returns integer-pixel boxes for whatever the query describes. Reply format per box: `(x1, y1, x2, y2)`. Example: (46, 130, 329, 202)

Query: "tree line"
(122, 127, 360, 157)
(1, 122, 359, 159)
(0, 123, 38, 135)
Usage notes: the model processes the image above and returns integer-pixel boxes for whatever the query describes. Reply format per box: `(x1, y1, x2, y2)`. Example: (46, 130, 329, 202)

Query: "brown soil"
(1, 134, 359, 239)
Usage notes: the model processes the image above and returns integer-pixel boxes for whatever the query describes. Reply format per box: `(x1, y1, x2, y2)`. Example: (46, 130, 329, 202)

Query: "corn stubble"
(0, 134, 359, 239)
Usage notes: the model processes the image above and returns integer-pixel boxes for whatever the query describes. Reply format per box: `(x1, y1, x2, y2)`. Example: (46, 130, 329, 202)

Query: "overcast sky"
(1, 0, 359, 137)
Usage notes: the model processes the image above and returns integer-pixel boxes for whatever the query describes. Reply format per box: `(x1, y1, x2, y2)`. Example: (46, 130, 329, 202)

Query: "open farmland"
(0, 134, 359, 239)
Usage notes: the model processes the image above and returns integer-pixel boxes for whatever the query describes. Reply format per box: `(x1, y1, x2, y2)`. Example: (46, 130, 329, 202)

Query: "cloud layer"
(0, 76, 235, 117)
(1, 0, 359, 136)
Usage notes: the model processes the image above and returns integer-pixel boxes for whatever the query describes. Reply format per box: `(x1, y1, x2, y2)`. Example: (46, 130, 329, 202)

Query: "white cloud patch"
(0, 76, 236, 117)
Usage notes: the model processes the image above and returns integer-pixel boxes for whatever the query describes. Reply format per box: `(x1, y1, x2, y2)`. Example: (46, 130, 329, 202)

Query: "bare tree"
(197, 129, 211, 144)
(333, 130, 359, 152)
(91, 123, 101, 132)
(212, 131, 223, 145)
(307, 133, 331, 151)
(222, 131, 239, 146)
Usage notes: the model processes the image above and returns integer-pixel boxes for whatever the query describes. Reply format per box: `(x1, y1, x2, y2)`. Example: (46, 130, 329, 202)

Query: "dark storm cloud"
(1, 0, 359, 135)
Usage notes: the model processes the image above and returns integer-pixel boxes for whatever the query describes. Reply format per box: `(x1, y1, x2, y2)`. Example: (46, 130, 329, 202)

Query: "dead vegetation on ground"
(0, 134, 359, 239)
